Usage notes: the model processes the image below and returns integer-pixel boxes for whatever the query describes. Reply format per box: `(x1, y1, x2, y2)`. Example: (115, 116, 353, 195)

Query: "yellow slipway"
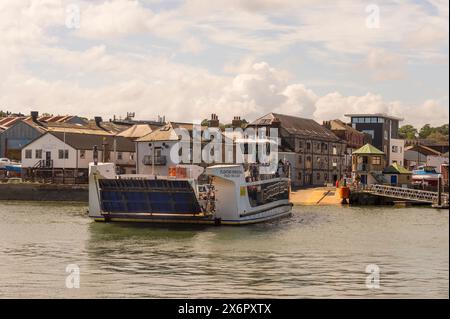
(291, 187, 342, 206)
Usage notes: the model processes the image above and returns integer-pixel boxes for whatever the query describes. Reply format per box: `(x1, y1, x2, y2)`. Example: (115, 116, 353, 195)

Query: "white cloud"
(364, 49, 405, 81)
(0, 0, 447, 130)
(76, 0, 153, 38)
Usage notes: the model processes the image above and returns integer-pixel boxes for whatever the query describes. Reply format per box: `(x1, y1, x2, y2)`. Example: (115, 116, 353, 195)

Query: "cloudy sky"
(1, 0, 448, 127)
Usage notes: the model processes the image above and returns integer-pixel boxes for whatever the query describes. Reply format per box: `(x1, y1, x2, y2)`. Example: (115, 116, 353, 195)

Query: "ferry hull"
(94, 203, 293, 225)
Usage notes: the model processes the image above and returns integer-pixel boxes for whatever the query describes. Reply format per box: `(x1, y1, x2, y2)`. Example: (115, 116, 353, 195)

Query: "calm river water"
(0, 201, 448, 298)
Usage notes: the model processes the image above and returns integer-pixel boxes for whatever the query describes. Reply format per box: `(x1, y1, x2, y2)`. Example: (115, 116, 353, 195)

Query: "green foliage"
(419, 123, 449, 140)
(398, 124, 418, 139)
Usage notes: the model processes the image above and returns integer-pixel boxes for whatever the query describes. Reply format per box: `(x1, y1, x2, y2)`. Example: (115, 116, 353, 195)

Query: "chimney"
(94, 116, 103, 127)
(232, 116, 243, 129)
(30, 111, 39, 123)
(323, 120, 331, 129)
(208, 113, 219, 127)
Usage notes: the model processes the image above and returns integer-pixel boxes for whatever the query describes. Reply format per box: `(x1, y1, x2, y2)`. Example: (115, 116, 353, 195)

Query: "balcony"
(143, 155, 167, 166)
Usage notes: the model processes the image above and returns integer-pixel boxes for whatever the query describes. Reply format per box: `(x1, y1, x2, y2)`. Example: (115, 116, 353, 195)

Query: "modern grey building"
(345, 113, 403, 166)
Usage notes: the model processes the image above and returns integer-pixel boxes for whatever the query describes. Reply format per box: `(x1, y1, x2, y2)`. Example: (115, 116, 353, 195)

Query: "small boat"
(88, 163, 292, 225)
(412, 165, 441, 187)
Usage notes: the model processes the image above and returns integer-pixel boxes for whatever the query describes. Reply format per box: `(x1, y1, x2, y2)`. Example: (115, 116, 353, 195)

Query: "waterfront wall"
(0, 183, 88, 202)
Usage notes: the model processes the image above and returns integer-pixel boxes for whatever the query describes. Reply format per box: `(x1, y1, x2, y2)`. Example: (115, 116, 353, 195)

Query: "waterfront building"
(20, 131, 135, 183)
(0, 115, 47, 160)
(404, 144, 444, 171)
(406, 138, 449, 154)
(136, 121, 211, 176)
(116, 124, 159, 141)
(345, 113, 404, 166)
(351, 143, 386, 185)
(322, 119, 366, 173)
(247, 113, 346, 187)
(0, 113, 130, 161)
(382, 162, 412, 187)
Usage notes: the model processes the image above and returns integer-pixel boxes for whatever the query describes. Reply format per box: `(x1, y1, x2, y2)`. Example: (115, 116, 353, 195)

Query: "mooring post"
(438, 174, 442, 206)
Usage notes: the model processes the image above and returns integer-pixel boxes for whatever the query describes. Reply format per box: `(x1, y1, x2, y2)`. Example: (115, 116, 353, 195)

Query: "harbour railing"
(366, 184, 449, 205)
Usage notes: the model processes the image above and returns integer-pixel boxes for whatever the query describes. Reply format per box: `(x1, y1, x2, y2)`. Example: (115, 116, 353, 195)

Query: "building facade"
(323, 119, 366, 173)
(345, 113, 403, 166)
(21, 132, 135, 182)
(248, 113, 346, 187)
(351, 143, 386, 185)
(0, 120, 46, 160)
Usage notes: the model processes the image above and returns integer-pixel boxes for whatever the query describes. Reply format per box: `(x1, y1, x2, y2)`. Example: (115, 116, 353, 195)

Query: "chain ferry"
(88, 162, 292, 225)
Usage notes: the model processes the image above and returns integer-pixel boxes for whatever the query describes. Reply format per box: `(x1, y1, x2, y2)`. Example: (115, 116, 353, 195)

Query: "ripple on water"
(0, 203, 448, 298)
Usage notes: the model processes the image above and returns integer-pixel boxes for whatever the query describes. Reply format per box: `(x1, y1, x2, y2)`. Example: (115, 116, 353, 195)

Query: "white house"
(389, 138, 405, 167)
(21, 131, 136, 181)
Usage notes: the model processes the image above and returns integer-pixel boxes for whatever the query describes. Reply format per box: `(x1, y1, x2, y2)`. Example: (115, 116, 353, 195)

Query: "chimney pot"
(208, 113, 219, 127)
(232, 115, 243, 128)
(94, 116, 103, 126)
(30, 111, 39, 119)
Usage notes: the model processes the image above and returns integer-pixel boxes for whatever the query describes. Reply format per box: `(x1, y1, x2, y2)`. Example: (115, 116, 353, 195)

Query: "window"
(298, 156, 302, 164)
(364, 117, 372, 123)
(58, 149, 69, 159)
(35, 149, 42, 159)
(306, 156, 312, 169)
(372, 156, 381, 165)
(306, 142, 311, 151)
(298, 172, 302, 180)
(130, 153, 135, 161)
(316, 172, 321, 180)
(392, 145, 398, 153)
(362, 130, 375, 139)
(332, 145, 337, 155)
(352, 117, 364, 123)
(370, 117, 377, 123)
(378, 118, 384, 123)
(117, 152, 123, 160)
(25, 149, 32, 159)
(80, 150, 86, 159)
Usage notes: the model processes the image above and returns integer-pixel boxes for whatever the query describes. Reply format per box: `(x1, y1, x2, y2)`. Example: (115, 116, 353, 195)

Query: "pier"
(364, 184, 449, 208)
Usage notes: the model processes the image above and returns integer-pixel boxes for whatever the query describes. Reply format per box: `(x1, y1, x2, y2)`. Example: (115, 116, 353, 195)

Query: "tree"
(427, 131, 448, 143)
(398, 125, 418, 139)
(419, 124, 434, 139)
(436, 124, 449, 136)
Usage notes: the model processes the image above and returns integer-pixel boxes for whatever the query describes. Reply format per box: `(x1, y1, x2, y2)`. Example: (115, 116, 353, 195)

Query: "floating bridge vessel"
(88, 163, 292, 225)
